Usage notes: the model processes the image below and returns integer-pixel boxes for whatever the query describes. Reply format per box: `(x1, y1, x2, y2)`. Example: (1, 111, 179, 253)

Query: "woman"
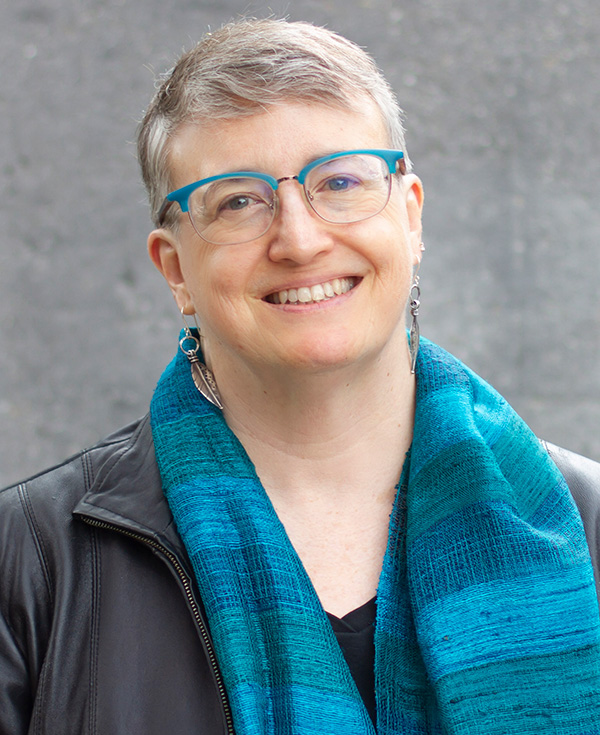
(2, 18, 600, 734)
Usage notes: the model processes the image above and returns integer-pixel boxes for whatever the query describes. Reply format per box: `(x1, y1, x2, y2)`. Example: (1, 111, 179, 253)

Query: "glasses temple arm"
(157, 198, 175, 227)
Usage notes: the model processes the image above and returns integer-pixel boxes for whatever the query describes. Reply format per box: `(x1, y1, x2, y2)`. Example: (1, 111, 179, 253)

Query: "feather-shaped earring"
(409, 276, 420, 374)
(179, 308, 224, 410)
(408, 249, 423, 375)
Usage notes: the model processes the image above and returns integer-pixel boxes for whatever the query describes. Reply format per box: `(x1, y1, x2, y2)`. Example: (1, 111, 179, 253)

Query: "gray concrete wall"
(1, 0, 599, 487)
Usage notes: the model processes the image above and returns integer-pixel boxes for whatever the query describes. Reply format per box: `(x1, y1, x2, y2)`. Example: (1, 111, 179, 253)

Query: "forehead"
(167, 99, 390, 187)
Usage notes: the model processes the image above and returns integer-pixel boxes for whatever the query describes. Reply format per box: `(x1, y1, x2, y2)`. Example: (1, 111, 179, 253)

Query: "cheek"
(182, 250, 256, 330)
(365, 218, 414, 282)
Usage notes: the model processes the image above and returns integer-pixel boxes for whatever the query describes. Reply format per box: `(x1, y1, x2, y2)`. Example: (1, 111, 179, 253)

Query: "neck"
(210, 335, 416, 503)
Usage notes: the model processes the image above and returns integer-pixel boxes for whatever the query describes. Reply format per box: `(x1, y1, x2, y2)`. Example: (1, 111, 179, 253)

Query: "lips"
(265, 277, 359, 305)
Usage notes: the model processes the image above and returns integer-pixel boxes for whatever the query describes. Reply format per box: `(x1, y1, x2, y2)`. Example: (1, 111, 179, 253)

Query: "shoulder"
(0, 416, 151, 587)
(0, 416, 150, 518)
(0, 416, 152, 682)
(543, 441, 600, 596)
(543, 442, 600, 523)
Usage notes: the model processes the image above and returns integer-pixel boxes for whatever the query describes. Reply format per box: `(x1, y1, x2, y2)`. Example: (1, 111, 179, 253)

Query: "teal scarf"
(150, 337, 600, 733)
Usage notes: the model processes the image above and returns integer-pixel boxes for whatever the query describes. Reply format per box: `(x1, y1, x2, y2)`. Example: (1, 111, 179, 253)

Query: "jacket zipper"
(81, 517, 235, 735)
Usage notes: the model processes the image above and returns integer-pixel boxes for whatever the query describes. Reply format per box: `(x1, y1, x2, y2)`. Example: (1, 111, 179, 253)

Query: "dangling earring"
(409, 248, 424, 374)
(179, 308, 224, 410)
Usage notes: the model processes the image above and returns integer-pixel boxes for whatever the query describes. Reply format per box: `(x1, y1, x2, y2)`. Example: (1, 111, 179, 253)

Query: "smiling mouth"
(265, 277, 359, 305)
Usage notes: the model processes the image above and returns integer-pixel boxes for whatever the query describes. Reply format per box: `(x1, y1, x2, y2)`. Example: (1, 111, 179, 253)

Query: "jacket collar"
(73, 414, 188, 561)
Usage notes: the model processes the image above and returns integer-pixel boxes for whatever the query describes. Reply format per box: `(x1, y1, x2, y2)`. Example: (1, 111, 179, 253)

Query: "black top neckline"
(326, 595, 376, 632)
(326, 596, 377, 725)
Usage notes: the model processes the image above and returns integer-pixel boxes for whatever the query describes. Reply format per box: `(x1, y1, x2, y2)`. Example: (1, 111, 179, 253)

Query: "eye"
(221, 194, 253, 211)
(321, 175, 361, 193)
(192, 176, 274, 226)
(216, 193, 271, 219)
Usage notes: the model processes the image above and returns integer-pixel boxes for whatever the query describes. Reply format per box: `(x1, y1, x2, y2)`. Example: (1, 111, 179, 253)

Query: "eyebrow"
(202, 149, 349, 180)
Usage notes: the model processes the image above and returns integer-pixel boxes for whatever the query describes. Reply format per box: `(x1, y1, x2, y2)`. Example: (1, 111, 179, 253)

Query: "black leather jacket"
(1, 416, 599, 735)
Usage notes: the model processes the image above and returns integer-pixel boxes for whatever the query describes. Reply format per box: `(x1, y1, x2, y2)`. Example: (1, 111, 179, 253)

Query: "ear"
(147, 228, 194, 313)
(403, 174, 425, 266)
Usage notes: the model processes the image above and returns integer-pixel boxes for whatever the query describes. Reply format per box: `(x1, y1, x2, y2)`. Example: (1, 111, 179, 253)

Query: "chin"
(272, 335, 380, 374)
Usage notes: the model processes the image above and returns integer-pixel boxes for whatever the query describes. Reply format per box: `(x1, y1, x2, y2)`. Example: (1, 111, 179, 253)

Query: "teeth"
(311, 284, 325, 301)
(270, 277, 356, 305)
(298, 287, 312, 303)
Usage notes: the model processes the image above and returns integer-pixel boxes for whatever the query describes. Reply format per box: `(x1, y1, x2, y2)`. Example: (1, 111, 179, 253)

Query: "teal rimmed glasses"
(157, 148, 405, 245)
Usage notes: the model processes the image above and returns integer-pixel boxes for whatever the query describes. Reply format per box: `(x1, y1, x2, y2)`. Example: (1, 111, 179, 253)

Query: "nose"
(266, 179, 335, 265)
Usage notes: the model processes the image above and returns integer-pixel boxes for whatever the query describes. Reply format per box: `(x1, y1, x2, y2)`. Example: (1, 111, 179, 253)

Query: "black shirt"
(327, 597, 377, 726)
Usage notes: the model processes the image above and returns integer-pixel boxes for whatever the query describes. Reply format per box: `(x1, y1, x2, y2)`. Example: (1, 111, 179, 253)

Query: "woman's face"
(148, 100, 424, 380)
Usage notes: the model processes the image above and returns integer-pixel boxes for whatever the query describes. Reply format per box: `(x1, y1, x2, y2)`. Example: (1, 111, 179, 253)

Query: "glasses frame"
(157, 148, 406, 242)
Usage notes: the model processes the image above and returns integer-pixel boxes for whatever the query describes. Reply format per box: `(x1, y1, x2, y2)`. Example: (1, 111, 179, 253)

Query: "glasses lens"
(188, 177, 275, 244)
(304, 154, 392, 224)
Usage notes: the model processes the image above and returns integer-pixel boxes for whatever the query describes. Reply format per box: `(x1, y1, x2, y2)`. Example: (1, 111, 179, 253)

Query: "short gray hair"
(137, 18, 411, 227)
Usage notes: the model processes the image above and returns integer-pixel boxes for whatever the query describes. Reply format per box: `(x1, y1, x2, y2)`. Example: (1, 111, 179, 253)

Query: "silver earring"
(409, 274, 421, 375)
(179, 308, 223, 410)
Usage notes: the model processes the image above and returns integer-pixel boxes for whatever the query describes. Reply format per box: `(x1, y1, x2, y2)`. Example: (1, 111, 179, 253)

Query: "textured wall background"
(1, 0, 599, 487)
